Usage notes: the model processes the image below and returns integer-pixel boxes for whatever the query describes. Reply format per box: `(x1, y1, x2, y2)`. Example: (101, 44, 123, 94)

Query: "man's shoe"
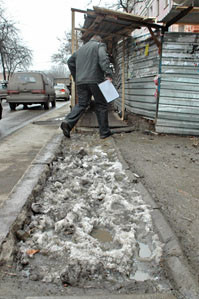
(100, 131, 113, 139)
(61, 122, 71, 138)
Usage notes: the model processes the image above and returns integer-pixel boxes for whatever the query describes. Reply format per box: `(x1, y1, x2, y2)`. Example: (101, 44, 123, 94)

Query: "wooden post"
(76, 30, 78, 50)
(71, 9, 76, 107)
(122, 38, 125, 120)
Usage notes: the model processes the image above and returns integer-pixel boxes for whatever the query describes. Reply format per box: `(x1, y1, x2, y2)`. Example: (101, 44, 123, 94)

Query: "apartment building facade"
(132, 0, 199, 34)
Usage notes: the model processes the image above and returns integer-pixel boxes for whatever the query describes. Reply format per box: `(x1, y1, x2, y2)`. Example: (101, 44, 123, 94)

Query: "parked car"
(0, 81, 8, 101)
(7, 72, 56, 110)
(54, 83, 70, 101)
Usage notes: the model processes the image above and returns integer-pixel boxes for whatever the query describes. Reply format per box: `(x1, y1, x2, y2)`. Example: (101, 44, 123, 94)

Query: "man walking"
(60, 35, 113, 139)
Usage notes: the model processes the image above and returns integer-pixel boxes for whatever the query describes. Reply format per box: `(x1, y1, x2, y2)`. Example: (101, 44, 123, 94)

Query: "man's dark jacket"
(67, 39, 112, 85)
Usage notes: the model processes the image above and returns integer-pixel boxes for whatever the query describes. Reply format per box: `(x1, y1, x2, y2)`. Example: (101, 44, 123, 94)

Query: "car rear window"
(55, 84, 65, 88)
(16, 74, 37, 83)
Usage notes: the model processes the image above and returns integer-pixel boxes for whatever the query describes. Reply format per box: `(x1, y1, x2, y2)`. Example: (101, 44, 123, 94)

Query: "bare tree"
(87, 0, 144, 13)
(0, 11, 17, 79)
(51, 31, 83, 65)
(51, 32, 72, 65)
(4, 38, 32, 80)
(46, 65, 69, 82)
(117, 0, 144, 13)
(0, 3, 32, 80)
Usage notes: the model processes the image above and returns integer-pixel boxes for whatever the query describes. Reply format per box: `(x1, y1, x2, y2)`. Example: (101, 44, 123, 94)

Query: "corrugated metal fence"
(114, 32, 199, 135)
(156, 32, 199, 135)
(114, 35, 159, 120)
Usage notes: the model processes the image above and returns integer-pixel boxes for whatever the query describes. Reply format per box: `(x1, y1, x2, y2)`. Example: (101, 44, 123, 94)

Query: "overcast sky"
(3, 0, 112, 71)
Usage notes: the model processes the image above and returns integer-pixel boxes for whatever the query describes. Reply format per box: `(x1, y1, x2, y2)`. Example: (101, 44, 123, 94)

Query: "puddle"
(131, 270, 151, 281)
(138, 242, 151, 258)
(91, 228, 113, 243)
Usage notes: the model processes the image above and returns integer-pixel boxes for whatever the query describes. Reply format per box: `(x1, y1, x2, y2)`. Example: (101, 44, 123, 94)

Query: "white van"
(7, 72, 56, 110)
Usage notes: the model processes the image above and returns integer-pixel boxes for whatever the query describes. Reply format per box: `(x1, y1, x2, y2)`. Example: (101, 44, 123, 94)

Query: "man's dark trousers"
(65, 83, 111, 137)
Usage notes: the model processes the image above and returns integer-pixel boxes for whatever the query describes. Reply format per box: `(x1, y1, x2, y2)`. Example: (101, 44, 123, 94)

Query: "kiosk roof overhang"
(72, 6, 163, 43)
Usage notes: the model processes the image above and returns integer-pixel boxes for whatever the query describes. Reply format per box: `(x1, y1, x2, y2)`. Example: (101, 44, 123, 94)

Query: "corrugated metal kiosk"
(71, 4, 199, 135)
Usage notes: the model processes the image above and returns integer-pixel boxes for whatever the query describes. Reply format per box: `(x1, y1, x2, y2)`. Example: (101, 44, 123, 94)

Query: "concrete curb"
(0, 134, 62, 260)
(111, 137, 199, 299)
(26, 294, 176, 299)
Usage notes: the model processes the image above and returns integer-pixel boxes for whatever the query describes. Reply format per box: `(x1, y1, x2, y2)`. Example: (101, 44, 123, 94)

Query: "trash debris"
(26, 249, 40, 256)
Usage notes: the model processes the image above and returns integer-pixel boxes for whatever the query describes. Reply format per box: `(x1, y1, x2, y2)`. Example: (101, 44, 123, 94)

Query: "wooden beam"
(71, 9, 76, 107)
(147, 27, 161, 53)
(93, 6, 150, 22)
(81, 15, 105, 39)
(93, 6, 163, 30)
(165, 6, 193, 29)
(75, 27, 130, 38)
(115, 25, 141, 35)
(122, 38, 125, 121)
(176, 6, 199, 12)
(71, 8, 87, 13)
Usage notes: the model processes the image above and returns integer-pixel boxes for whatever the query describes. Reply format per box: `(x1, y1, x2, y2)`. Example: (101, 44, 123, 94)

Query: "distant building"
(132, 0, 199, 35)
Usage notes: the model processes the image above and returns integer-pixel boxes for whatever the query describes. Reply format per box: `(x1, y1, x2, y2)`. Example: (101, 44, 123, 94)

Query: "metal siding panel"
(159, 98, 199, 107)
(156, 126, 199, 135)
(157, 112, 199, 122)
(161, 82, 199, 92)
(113, 35, 159, 120)
(156, 32, 199, 135)
(156, 119, 199, 129)
(160, 90, 199, 98)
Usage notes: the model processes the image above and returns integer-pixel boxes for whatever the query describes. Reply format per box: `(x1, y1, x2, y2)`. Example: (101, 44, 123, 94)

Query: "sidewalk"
(0, 104, 69, 208)
(0, 107, 199, 298)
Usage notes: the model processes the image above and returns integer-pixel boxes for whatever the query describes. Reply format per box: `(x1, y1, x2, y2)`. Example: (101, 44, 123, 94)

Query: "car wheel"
(44, 101, 49, 110)
(23, 104, 28, 109)
(9, 103, 17, 111)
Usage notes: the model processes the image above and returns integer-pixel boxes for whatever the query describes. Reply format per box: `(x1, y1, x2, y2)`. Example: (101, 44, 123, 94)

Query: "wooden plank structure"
(70, 6, 162, 128)
(70, 4, 199, 135)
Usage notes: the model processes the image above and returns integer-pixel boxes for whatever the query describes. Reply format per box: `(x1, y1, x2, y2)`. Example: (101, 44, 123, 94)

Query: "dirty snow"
(16, 135, 167, 290)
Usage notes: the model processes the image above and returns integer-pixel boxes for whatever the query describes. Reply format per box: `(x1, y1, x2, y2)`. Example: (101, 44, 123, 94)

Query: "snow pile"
(16, 136, 164, 287)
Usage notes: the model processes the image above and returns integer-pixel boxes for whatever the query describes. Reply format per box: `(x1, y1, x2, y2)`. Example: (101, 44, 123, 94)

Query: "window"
(17, 74, 36, 83)
(178, 25, 185, 32)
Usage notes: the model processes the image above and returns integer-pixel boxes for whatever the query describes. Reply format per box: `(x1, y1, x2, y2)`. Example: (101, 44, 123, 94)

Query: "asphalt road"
(0, 100, 66, 140)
